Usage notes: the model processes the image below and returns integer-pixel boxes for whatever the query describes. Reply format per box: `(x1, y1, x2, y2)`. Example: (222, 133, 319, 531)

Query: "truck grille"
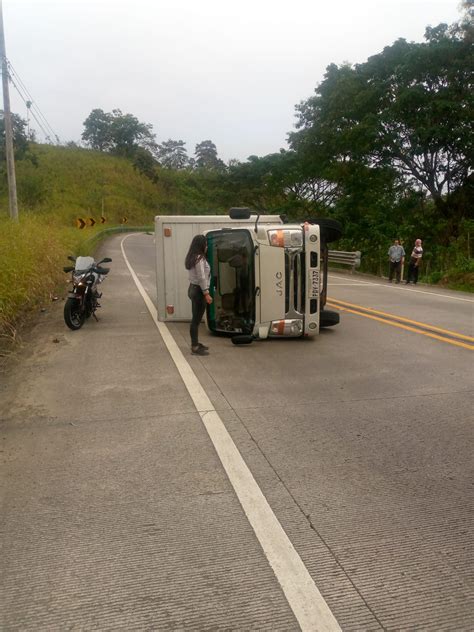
(285, 251, 305, 316)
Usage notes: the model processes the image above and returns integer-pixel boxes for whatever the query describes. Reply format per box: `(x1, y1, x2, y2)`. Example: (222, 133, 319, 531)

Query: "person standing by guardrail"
(388, 239, 405, 283)
(405, 238, 423, 284)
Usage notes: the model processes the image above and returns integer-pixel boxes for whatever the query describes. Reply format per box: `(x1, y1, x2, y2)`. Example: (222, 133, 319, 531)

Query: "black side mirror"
(231, 335, 254, 345)
(99, 257, 112, 263)
(229, 207, 251, 220)
(68, 256, 76, 262)
(63, 266, 74, 273)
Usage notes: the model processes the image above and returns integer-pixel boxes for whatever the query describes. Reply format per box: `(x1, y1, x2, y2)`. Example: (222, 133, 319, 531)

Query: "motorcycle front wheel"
(64, 297, 86, 330)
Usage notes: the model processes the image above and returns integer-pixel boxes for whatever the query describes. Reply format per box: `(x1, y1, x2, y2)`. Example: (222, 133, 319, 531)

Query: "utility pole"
(0, 0, 18, 221)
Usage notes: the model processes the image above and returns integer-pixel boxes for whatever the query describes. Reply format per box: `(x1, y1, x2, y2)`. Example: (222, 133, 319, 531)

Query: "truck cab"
(205, 217, 322, 339)
(154, 210, 341, 340)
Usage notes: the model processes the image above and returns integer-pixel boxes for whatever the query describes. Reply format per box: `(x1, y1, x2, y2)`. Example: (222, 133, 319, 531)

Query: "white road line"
(328, 274, 474, 303)
(121, 235, 341, 632)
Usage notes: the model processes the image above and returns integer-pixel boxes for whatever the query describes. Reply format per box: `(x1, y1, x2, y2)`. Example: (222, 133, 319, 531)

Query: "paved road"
(1, 232, 473, 631)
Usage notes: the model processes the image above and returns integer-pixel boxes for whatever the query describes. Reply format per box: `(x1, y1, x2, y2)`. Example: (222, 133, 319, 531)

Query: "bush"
(0, 215, 81, 350)
(425, 271, 443, 284)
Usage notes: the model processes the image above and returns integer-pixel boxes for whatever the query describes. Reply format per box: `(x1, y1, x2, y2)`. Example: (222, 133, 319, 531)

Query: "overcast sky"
(3, 0, 462, 162)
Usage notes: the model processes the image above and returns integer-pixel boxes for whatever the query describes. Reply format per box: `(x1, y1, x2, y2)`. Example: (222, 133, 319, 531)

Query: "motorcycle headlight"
(73, 271, 87, 282)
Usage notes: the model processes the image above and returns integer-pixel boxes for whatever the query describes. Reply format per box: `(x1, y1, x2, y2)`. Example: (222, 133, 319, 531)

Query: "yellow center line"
(326, 303, 474, 351)
(328, 297, 474, 342)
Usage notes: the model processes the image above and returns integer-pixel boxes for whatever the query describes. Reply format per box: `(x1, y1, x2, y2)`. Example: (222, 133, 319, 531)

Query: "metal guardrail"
(328, 250, 361, 273)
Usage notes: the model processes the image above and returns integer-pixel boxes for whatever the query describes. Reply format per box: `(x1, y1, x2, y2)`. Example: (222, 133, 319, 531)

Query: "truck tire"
(320, 309, 340, 328)
(306, 218, 342, 243)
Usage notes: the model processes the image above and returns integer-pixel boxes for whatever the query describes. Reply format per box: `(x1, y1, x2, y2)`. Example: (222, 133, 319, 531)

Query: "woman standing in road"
(185, 235, 213, 356)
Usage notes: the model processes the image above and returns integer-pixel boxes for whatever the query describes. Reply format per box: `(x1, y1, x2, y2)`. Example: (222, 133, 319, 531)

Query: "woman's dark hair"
(185, 234, 207, 270)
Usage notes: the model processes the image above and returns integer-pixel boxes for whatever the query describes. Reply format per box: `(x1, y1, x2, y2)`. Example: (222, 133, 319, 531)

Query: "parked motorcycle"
(63, 255, 112, 330)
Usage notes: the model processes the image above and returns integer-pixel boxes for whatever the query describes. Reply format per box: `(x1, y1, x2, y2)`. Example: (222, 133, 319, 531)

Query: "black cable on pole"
(7, 61, 58, 140)
(8, 74, 52, 141)
(8, 71, 52, 140)
(7, 59, 60, 143)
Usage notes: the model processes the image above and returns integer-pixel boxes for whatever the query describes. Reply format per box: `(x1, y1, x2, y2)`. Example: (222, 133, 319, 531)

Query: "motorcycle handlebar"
(64, 258, 111, 275)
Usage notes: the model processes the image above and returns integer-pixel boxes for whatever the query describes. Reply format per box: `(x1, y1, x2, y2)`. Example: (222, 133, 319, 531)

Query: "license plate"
(309, 270, 320, 298)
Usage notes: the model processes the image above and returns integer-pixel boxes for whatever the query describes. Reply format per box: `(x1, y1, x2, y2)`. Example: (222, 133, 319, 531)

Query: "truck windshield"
(206, 229, 255, 335)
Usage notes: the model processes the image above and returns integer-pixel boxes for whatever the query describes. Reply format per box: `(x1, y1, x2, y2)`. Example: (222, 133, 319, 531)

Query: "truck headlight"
(268, 229, 303, 248)
(290, 320, 304, 334)
(270, 319, 304, 336)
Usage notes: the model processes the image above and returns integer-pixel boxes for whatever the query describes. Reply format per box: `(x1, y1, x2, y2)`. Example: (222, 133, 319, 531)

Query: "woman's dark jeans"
(407, 260, 419, 284)
(188, 284, 206, 346)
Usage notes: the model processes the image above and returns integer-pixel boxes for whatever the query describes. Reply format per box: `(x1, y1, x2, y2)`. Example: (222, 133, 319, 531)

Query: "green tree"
(290, 23, 474, 238)
(0, 111, 30, 161)
(109, 109, 157, 157)
(224, 150, 338, 217)
(194, 140, 225, 171)
(157, 139, 189, 169)
(82, 108, 157, 158)
(460, 0, 473, 37)
(81, 109, 113, 151)
(132, 147, 158, 181)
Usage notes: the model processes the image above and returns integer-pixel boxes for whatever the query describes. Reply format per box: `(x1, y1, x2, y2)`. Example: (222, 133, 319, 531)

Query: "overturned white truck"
(155, 209, 342, 342)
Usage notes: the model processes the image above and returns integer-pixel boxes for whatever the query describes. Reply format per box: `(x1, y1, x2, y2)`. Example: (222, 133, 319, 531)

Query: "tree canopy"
(0, 112, 30, 161)
(194, 140, 225, 171)
(157, 139, 190, 169)
(289, 22, 473, 235)
(82, 109, 157, 158)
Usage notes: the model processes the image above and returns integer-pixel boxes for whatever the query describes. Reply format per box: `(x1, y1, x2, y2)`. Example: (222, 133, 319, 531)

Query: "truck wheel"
(320, 309, 340, 328)
(306, 218, 342, 243)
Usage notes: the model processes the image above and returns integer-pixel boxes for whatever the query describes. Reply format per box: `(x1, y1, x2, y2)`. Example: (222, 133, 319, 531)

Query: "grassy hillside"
(4, 144, 161, 225)
(0, 145, 162, 352)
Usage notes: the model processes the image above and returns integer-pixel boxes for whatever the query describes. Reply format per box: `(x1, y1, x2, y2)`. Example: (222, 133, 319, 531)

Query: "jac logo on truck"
(275, 271, 283, 296)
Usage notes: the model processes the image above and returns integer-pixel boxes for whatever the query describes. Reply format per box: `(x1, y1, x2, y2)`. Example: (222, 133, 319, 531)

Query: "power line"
(8, 74, 51, 141)
(7, 60, 59, 142)
(8, 62, 59, 143)
(6, 59, 60, 144)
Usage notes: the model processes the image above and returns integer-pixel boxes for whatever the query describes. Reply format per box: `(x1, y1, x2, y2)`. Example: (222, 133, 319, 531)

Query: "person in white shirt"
(388, 239, 405, 283)
(185, 235, 213, 355)
(406, 238, 423, 284)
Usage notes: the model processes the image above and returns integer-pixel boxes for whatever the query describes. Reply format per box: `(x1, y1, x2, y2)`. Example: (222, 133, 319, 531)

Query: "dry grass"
(0, 145, 163, 355)
(0, 215, 79, 352)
